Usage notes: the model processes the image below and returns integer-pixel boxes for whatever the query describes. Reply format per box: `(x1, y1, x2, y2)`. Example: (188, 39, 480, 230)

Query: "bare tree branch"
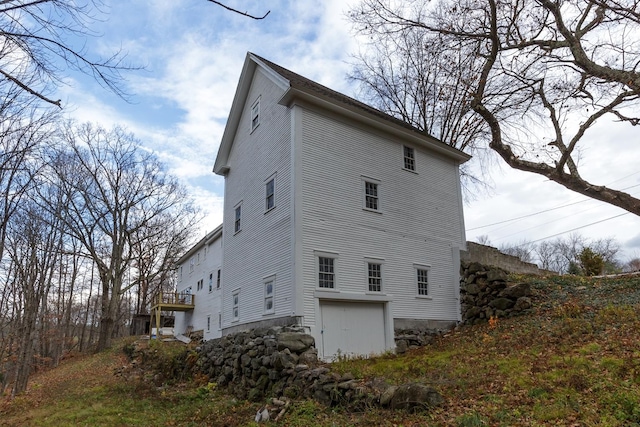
(206, 0, 270, 20)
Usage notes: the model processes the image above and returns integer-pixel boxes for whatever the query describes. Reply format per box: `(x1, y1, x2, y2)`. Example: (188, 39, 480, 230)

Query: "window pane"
(417, 269, 429, 295)
(368, 263, 381, 292)
(318, 257, 335, 288)
(234, 206, 241, 232)
(404, 146, 415, 171)
(266, 179, 275, 210)
(365, 182, 378, 210)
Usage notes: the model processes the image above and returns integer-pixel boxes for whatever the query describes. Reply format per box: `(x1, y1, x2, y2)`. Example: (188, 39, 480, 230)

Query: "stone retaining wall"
(196, 325, 442, 410)
(460, 261, 533, 324)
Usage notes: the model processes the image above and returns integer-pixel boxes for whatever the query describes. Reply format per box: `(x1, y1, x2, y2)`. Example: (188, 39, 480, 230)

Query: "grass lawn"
(2, 274, 640, 426)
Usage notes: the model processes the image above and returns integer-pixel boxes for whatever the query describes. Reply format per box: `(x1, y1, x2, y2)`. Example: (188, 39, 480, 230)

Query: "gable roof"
(213, 53, 470, 175)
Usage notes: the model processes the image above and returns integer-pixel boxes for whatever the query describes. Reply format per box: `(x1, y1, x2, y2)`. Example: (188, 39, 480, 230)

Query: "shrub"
(579, 248, 604, 276)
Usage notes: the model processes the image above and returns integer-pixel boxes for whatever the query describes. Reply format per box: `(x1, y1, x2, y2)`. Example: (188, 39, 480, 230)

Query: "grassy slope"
(1, 274, 640, 426)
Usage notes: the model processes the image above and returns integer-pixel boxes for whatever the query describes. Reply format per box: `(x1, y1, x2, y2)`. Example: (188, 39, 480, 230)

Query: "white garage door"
(320, 301, 387, 360)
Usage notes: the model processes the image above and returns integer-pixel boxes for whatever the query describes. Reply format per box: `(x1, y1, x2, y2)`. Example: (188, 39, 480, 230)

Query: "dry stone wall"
(460, 261, 534, 324)
(196, 325, 442, 411)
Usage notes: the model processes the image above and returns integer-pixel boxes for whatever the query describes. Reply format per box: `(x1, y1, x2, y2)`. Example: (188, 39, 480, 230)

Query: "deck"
(149, 291, 194, 339)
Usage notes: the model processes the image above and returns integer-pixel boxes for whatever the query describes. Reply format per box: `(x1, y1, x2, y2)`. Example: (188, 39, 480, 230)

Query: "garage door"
(320, 301, 387, 360)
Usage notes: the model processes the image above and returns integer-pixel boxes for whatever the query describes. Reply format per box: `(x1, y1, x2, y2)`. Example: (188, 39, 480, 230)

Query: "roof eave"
(278, 87, 471, 164)
(176, 224, 223, 266)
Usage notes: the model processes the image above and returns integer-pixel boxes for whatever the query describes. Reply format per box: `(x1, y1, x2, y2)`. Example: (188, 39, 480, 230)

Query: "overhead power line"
(524, 212, 632, 246)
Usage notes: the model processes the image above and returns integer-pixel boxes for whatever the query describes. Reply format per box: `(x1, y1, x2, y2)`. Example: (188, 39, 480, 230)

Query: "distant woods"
(0, 120, 200, 397)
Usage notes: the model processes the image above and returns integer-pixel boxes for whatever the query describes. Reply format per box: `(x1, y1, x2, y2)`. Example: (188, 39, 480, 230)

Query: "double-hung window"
(363, 178, 380, 211)
(234, 204, 242, 233)
(367, 262, 382, 292)
(216, 269, 221, 289)
(265, 177, 275, 211)
(416, 266, 430, 296)
(208, 273, 213, 292)
(403, 145, 416, 171)
(318, 256, 335, 289)
(264, 276, 275, 314)
(232, 291, 239, 321)
(250, 98, 260, 132)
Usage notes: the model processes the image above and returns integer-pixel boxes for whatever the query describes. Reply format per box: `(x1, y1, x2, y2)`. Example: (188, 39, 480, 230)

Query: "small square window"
(234, 205, 242, 233)
(368, 262, 382, 292)
(250, 98, 260, 132)
(318, 257, 335, 289)
(417, 268, 429, 296)
(265, 178, 275, 211)
(403, 145, 415, 171)
(264, 278, 274, 314)
(364, 181, 379, 211)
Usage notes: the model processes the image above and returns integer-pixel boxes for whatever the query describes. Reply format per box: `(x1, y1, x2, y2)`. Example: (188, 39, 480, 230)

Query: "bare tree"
(47, 122, 199, 351)
(499, 239, 536, 263)
(0, 1, 135, 108)
(349, 20, 491, 193)
(350, 0, 640, 215)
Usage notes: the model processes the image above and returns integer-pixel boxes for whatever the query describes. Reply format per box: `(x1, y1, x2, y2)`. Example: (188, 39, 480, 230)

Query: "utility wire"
(522, 212, 632, 246)
(467, 182, 640, 231)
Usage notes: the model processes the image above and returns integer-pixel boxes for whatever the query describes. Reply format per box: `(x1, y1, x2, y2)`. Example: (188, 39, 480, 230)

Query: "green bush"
(579, 248, 604, 276)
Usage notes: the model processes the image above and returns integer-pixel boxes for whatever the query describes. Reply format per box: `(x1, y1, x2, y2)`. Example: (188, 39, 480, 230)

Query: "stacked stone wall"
(196, 325, 442, 410)
(460, 261, 534, 324)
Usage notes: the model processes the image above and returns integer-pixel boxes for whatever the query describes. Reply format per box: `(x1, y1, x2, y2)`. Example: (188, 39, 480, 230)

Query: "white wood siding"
(221, 68, 294, 331)
(175, 236, 223, 340)
(298, 107, 465, 328)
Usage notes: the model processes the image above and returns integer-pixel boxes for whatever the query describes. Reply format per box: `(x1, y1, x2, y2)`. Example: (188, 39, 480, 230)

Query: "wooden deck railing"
(151, 291, 195, 308)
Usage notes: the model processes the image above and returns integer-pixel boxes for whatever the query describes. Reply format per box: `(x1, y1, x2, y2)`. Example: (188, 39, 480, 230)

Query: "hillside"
(1, 274, 640, 426)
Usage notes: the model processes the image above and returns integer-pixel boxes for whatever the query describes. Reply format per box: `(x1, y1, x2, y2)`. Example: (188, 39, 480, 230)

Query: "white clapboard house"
(174, 53, 470, 359)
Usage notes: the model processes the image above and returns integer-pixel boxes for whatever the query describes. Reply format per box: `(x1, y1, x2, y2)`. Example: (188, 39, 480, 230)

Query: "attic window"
(250, 97, 260, 132)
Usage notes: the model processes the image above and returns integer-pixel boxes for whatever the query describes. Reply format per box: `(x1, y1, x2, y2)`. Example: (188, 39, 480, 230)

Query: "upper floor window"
(403, 145, 416, 171)
(364, 179, 379, 211)
(318, 256, 335, 289)
(196, 278, 203, 291)
(234, 204, 242, 234)
(250, 97, 260, 132)
(189, 257, 195, 273)
(265, 177, 275, 211)
(367, 262, 382, 292)
(208, 273, 213, 292)
(216, 269, 221, 289)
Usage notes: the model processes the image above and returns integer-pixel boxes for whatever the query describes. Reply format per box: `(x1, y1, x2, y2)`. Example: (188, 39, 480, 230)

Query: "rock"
(486, 268, 508, 282)
(513, 296, 532, 311)
(489, 298, 515, 311)
(465, 283, 481, 295)
(395, 340, 408, 354)
(466, 262, 484, 274)
(380, 385, 398, 406)
(499, 282, 531, 299)
(389, 383, 443, 411)
(277, 332, 315, 353)
(463, 306, 482, 320)
(299, 348, 318, 364)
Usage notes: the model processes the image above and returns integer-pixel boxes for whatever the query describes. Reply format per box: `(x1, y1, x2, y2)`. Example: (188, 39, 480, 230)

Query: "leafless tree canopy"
(0, 0, 134, 108)
(350, 0, 640, 215)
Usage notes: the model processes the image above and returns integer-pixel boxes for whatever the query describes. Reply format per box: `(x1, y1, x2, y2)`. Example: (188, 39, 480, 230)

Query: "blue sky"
(58, 0, 640, 261)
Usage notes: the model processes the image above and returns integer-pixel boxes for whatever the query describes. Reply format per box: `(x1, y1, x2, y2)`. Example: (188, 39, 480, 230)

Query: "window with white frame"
(218, 313, 222, 329)
(416, 266, 430, 296)
(250, 97, 260, 132)
(179, 266, 183, 281)
(403, 145, 416, 171)
(232, 291, 239, 321)
(208, 273, 213, 292)
(234, 204, 242, 233)
(265, 177, 275, 211)
(363, 179, 379, 211)
(216, 269, 221, 289)
(264, 276, 275, 314)
(196, 278, 203, 291)
(207, 315, 211, 332)
(367, 262, 382, 292)
(318, 256, 336, 289)
(189, 257, 195, 273)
